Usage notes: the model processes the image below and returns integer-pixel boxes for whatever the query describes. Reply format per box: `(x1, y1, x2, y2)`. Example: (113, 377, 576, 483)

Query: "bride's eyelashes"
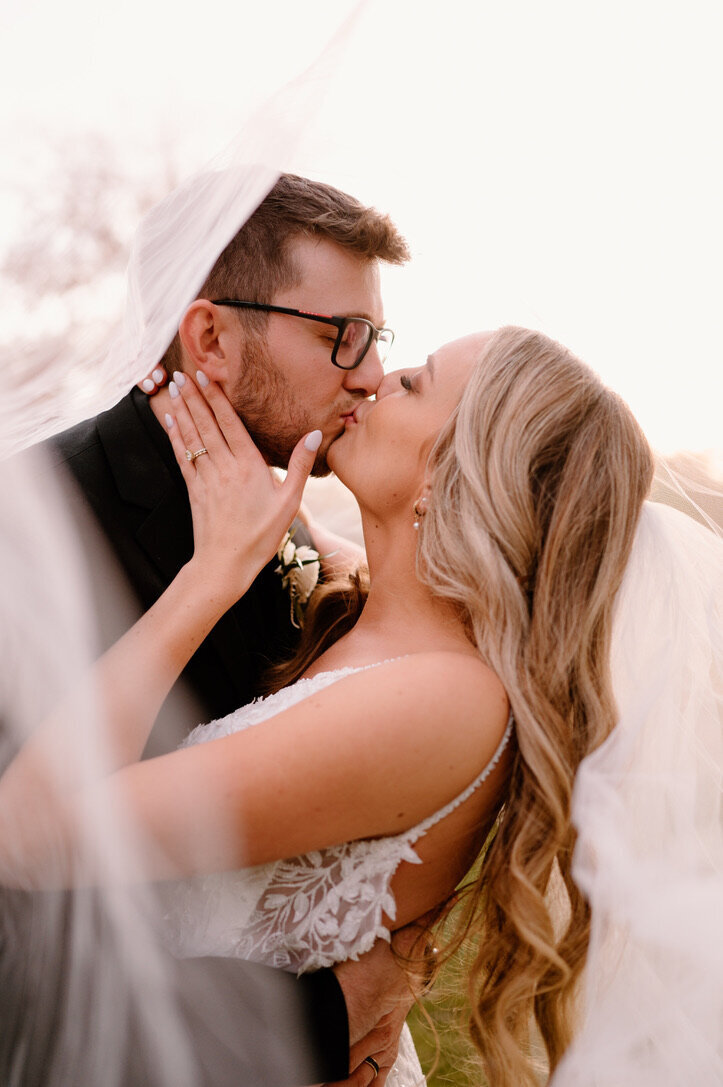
(400, 373, 414, 392)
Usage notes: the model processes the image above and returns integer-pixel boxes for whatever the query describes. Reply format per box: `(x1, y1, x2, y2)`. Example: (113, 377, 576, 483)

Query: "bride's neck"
(332, 512, 468, 661)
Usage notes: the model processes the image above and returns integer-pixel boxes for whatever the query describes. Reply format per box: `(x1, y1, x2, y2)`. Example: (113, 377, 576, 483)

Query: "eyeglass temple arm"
(211, 299, 341, 327)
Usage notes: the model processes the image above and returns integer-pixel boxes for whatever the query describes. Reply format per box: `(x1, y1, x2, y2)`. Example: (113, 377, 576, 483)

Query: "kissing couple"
(1, 174, 720, 1087)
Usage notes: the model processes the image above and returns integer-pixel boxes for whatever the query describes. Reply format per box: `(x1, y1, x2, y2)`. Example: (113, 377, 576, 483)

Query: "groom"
(51, 173, 407, 740)
(45, 174, 412, 1085)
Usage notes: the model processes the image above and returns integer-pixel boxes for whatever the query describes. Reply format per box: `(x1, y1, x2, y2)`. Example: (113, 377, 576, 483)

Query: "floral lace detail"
(233, 837, 421, 972)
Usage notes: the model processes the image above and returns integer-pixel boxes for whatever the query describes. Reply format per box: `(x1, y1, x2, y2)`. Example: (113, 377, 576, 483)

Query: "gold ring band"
(185, 447, 208, 462)
(363, 1056, 380, 1079)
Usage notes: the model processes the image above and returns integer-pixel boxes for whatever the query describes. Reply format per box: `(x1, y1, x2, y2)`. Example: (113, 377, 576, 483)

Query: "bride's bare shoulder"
(304, 651, 511, 822)
(350, 650, 509, 732)
(383, 649, 505, 693)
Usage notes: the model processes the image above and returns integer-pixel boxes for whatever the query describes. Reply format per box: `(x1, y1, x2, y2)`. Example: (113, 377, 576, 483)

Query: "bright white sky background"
(1, 0, 721, 456)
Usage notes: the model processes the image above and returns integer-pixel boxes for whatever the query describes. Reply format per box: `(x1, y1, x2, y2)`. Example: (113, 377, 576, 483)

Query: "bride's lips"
(350, 401, 373, 425)
(339, 400, 374, 430)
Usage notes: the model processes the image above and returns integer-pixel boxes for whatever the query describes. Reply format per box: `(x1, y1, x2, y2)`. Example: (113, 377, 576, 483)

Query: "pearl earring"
(413, 497, 428, 530)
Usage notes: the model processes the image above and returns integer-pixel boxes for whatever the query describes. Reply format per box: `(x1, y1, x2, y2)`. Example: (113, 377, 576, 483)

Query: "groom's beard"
(225, 338, 331, 475)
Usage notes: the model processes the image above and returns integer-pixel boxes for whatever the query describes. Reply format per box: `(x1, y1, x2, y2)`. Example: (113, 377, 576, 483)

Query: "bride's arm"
(0, 375, 509, 889)
(2, 649, 508, 888)
(0, 376, 321, 844)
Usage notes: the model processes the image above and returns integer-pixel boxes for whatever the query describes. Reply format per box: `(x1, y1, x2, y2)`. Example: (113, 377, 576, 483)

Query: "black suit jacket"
(23, 390, 349, 1084)
(48, 388, 310, 731)
(0, 882, 348, 1087)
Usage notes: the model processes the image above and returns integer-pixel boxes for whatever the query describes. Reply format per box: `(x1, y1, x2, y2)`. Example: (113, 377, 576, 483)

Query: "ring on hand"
(363, 1056, 380, 1080)
(185, 447, 208, 462)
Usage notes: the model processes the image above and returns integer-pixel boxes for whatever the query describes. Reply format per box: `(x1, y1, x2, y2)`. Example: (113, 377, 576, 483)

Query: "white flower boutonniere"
(275, 529, 321, 628)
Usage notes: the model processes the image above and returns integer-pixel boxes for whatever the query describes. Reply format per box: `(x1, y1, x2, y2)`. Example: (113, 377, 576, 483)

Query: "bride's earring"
(413, 497, 428, 530)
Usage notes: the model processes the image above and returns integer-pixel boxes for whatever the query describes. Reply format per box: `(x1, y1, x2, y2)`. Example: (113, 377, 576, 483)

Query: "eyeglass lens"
(336, 320, 393, 369)
(376, 329, 394, 365)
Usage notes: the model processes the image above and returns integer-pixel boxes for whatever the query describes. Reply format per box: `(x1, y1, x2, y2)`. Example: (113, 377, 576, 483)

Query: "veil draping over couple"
(1, 7, 722, 1087)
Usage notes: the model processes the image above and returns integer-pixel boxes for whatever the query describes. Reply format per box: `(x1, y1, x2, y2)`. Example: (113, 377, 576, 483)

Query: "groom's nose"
(341, 342, 385, 397)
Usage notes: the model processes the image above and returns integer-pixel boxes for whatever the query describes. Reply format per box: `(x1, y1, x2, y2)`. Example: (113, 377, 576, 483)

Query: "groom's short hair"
(200, 173, 409, 304)
(162, 174, 408, 371)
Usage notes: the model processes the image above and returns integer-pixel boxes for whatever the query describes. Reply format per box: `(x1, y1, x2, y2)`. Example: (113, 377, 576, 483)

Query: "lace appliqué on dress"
(236, 839, 420, 972)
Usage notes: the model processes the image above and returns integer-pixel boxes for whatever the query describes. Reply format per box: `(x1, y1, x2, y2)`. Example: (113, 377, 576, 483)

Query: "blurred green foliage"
(407, 948, 486, 1087)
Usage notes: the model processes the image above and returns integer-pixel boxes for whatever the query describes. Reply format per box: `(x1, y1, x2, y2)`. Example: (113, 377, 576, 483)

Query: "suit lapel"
(96, 391, 259, 698)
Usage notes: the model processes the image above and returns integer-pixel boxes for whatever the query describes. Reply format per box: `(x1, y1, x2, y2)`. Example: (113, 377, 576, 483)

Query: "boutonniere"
(275, 529, 321, 628)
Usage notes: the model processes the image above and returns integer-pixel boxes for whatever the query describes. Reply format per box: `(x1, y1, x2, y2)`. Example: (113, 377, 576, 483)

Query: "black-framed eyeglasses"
(212, 299, 394, 370)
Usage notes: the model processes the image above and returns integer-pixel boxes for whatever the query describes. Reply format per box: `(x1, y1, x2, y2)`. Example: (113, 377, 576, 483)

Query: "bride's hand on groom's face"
(137, 365, 168, 395)
(164, 369, 322, 605)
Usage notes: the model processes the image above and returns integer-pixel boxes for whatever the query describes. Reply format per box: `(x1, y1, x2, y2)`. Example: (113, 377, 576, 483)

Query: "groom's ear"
(177, 300, 241, 382)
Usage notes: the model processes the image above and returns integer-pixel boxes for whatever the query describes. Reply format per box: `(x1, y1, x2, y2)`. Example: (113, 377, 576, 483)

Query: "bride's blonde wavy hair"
(267, 326, 654, 1083)
(417, 326, 654, 1084)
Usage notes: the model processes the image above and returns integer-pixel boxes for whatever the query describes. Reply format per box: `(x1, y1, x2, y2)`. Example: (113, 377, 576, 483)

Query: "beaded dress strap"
(405, 712, 515, 845)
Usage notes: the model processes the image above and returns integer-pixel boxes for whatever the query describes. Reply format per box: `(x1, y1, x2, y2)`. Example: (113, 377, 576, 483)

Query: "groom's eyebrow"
(336, 310, 380, 323)
(426, 356, 436, 381)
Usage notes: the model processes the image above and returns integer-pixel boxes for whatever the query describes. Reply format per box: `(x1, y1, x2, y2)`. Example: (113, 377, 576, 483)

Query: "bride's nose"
(375, 369, 405, 400)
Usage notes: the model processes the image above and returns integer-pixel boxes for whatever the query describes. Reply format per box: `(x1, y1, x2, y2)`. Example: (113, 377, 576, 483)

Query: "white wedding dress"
(162, 660, 514, 1087)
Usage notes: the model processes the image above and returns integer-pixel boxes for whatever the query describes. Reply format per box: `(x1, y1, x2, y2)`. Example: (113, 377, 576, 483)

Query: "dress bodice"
(162, 659, 513, 974)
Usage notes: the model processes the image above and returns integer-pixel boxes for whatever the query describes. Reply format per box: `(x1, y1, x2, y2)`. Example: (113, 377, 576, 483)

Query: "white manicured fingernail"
(172, 370, 186, 387)
(169, 381, 179, 399)
(153, 369, 164, 383)
(164, 413, 174, 429)
(304, 430, 323, 452)
(196, 370, 210, 388)
(142, 378, 155, 393)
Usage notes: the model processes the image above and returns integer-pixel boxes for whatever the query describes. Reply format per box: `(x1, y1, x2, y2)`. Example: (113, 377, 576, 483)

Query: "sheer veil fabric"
(0, 450, 201, 1087)
(553, 501, 723, 1084)
(1, 2, 367, 459)
(0, 8, 363, 1086)
(1, 1, 722, 1083)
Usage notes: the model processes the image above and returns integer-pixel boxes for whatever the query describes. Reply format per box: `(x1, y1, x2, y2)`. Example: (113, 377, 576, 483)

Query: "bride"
(0, 326, 720, 1086)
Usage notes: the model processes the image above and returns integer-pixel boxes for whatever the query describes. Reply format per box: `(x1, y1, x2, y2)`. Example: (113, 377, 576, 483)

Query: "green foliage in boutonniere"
(275, 529, 321, 628)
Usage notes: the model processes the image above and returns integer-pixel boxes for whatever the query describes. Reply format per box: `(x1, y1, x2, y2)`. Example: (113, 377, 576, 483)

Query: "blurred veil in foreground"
(2, 1, 367, 460)
(1, 1, 722, 1084)
(0, 5, 365, 1085)
(0, 452, 196, 1086)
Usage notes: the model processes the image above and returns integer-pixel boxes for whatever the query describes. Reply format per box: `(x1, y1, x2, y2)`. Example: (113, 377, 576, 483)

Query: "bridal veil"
(553, 500, 723, 1084)
(0, 9, 365, 1086)
(1, 1, 721, 1082)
